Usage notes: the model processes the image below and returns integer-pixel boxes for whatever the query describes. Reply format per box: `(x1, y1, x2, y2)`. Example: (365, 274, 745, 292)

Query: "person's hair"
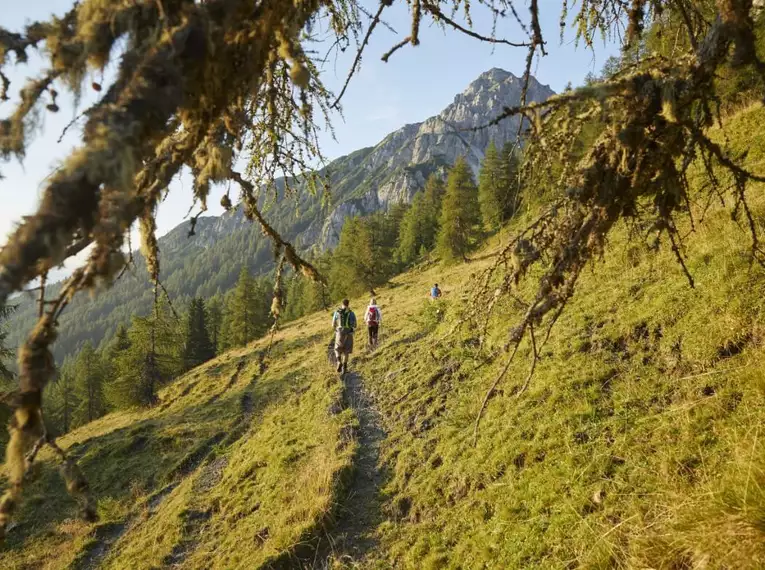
(434, 284, 438, 287)
(342, 298, 350, 307)
(370, 298, 376, 305)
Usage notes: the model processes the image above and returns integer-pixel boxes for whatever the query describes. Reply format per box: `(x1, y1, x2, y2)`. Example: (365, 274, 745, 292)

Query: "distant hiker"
(365, 298, 382, 349)
(332, 299, 357, 373)
(430, 283, 442, 300)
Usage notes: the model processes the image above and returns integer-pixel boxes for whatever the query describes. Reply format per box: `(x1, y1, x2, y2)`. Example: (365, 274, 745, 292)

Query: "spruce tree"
(0, 304, 15, 381)
(499, 143, 523, 219)
(46, 358, 78, 435)
(396, 174, 445, 266)
(220, 268, 271, 349)
(436, 157, 481, 263)
(396, 193, 427, 266)
(72, 342, 107, 426)
(421, 174, 445, 248)
(206, 295, 224, 353)
(106, 325, 131, 362)
(107, 302, 182, 409)
(478, 142, 505, 231)
(183, 298, 215, 370)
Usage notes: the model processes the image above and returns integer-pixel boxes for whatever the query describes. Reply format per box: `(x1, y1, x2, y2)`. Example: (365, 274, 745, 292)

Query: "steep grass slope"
(1, 105, 765, 570)
(345, 104, 765, 569)
(0, 320, 356, 569)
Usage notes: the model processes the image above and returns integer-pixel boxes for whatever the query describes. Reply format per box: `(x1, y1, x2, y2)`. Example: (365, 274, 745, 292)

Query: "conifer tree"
(72, 342, 107, 426)
(219, 269, 272, 349)
(206, 295, 224, 353)
(46, 358, 78, 435)
(183, 298, 215, 370)
(0, 305, 15, 381)
(396, 192, 427, 266)
(499, 142, 523, 219)
(331, 218, 382, 298)
(106, 325, 131, 362)
(478, 142, 506, 231)
(436, 157, 481, 263)
(396, 174, 445, 265)
(107, 302, 182, 409)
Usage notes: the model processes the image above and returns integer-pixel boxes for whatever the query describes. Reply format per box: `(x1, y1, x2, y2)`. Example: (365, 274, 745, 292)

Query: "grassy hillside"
(2, 105, 765, 569)
(0, 323, 357, 569)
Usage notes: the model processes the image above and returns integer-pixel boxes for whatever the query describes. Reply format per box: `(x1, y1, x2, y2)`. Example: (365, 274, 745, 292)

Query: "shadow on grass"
(1, 365, 301, 561)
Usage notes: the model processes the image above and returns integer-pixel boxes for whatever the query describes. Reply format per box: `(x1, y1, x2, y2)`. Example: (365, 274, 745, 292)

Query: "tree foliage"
(437, 157, 481, 263)
(396, 174, 445, 265)
(106, 301, 182, 409)
(72, 342, 107, 427)
(219, 268, 272, 350)
(183, 298, 215, 370)
(0, 305, 15, 381)
(45, 358, 77, 435)
(330, 208, 404, 298)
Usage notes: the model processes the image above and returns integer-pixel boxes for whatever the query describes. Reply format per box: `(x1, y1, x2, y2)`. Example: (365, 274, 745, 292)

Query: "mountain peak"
(477, 67, 517, 81)
(464, 67, 551, 94)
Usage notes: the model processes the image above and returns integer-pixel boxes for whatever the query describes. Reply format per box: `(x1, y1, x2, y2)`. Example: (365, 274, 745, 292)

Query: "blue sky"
(0, 1, 619, 250)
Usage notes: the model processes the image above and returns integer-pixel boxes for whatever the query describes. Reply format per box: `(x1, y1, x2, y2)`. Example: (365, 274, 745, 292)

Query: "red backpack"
(367, 306, 379, 326)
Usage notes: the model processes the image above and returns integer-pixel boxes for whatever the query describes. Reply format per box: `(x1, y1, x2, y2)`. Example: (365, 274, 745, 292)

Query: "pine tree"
(46, 358, 78, 435)
(436, 157, 481, 263)
(499, 142, 523, 219)
(397, 174, 445, 266)
(396, 192, 427, 266)
(183, 298, 215, 370)
(331, 218, 379, 298)
(478, 142, 505, 231)
(107, 302, 183, 409)
(72, 342, 107, 426)
(206, 295, 224, 353)
(220, 268, 272, 349)
(421, 174, 446, 250)
(106, 324, 131, 362)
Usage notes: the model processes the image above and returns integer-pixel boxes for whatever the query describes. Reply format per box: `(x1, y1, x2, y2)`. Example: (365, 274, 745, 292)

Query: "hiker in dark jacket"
(332, 299, 357, 373)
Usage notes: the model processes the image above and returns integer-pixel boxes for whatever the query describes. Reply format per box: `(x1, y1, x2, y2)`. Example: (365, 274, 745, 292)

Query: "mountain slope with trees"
(2, 69, 552, 366)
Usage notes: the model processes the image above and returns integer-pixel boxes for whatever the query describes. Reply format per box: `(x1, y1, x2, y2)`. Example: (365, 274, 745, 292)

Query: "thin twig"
(381, 37, 411, 62)
(331, 0, 389, 109)
(473, 336, 523, 446)
(516, 323, 538, 397)
(424, 5, 531, 47)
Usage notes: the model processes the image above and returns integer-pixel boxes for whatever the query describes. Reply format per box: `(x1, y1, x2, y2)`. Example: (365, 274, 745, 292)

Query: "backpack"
(337, 308, 354, 330)
(367, 306, 379, 326)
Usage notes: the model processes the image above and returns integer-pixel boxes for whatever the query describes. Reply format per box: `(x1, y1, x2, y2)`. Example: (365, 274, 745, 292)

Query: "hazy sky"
(1, 1, 619, 248)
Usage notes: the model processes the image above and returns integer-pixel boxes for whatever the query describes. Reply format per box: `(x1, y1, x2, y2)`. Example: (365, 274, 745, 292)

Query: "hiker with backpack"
(332, 299, 357, 373)
(430, 283, 442, 300)
(364, 298, 382, 349)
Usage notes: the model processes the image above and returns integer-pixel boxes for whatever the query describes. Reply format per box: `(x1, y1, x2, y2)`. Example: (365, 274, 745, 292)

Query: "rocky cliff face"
(186, 68, 554, 252)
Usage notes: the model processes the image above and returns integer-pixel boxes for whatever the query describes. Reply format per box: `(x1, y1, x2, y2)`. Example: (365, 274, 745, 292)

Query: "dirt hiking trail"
(314, 371, 388, 569)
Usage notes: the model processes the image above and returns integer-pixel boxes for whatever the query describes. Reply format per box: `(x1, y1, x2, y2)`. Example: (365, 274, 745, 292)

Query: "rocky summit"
(183, 68, 554, 253)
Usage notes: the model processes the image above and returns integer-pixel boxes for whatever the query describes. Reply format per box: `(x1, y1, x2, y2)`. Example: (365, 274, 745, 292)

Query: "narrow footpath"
(314, 371, 388, 569)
